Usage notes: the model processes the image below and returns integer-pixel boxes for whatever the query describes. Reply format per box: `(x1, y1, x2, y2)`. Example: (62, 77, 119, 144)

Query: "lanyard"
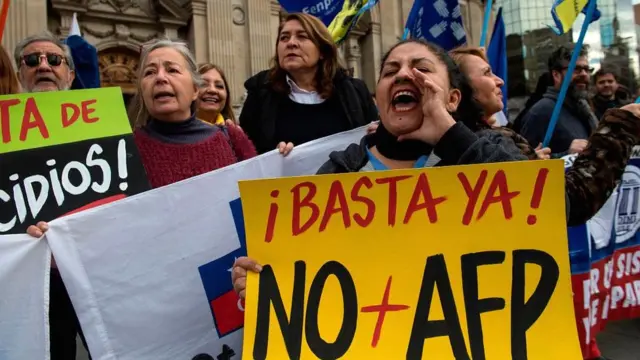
(366, 148, 428, 171)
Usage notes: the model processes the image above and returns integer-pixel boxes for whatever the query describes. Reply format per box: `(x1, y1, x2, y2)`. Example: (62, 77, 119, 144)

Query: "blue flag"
(278, 0, 344, 26)
(487, 7, 507, 113)
(404, 0, 466, 51)
(64, 14, 100, 90)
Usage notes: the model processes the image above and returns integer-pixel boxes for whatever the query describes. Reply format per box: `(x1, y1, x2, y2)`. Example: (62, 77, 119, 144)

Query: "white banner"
(44, 127, 366, 360)
(0, 234, 51, 360)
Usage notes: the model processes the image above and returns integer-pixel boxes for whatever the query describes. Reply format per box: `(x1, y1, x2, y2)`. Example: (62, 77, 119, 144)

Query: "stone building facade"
(2, 0, 490, 113)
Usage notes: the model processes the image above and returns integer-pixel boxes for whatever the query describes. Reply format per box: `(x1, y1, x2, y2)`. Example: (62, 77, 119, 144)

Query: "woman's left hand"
(277, 142, 294, 156)
(366, 121, 379, 134)
(535, 143, 551, 160)
(397, 68, 456, 145)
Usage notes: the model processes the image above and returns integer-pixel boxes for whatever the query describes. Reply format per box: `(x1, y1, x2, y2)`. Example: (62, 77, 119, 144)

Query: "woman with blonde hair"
(0, 44, 20, 94)
(196, 63, 236, 125)
(239, 12, 378, 155)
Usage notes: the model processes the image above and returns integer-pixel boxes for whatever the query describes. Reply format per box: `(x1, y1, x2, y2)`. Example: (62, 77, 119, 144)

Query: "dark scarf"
(144, 113, 217, 144)
(370, 123, 432, 161)
(556, 87, 599, 130)
(591, 93, 631, 114)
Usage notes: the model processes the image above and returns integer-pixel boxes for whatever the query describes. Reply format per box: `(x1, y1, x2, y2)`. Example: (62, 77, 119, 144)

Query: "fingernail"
(255, 264, 263, 272)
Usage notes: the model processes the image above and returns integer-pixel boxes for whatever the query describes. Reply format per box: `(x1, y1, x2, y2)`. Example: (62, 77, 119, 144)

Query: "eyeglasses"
(561, 65, 594, 74)
(21, 53, 65, 68)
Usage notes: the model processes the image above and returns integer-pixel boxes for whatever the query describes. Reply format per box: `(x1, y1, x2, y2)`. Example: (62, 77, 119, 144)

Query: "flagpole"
(479, 0, 494, 47)
(542, 0, 597, 148)
(402, 0, 421, 40)
(0, 0, 10, 43)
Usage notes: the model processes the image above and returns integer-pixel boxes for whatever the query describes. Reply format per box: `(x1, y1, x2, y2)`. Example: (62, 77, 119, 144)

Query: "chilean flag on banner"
(198, 198, 247, 338)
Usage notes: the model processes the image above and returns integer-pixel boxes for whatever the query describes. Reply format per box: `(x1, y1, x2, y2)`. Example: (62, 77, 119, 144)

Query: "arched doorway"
(98, 47, 139, 109)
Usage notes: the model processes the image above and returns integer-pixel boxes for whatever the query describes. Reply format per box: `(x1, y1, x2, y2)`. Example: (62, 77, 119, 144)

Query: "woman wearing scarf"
(231, 39, 530, 299)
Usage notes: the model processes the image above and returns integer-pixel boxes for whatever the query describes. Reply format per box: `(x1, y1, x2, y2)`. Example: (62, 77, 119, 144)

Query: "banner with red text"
(0, 87, 150, 234)
(239, 160, 583, 358)
(564, 149, 640, 359)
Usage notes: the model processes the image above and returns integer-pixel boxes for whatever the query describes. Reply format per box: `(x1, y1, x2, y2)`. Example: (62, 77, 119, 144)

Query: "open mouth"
(201, 94, 220, 104)
(36, 78, 56, 85)
(391, 90, 419, 112)
(154, 91, 175, 101)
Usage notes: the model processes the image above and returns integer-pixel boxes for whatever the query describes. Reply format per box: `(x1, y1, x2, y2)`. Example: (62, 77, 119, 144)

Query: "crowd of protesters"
(1, 11, 639, 360)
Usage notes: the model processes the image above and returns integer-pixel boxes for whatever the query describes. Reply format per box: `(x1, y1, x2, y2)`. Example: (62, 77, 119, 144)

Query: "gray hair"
(128, 38, 204, 127)
(13, 31, 75, 71)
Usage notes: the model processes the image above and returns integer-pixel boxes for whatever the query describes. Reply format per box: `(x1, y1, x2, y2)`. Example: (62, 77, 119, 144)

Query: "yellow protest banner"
(238, 160, 582, 359)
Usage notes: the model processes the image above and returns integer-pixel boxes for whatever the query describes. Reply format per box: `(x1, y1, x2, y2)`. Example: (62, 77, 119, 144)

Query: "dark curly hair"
(379, 39, 486, 131)
(548, 43, 589, 73)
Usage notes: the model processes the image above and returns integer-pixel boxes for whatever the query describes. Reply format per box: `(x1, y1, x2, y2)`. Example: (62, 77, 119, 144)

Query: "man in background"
(519, 44, 597, 156)
(590, 64, 631, 119)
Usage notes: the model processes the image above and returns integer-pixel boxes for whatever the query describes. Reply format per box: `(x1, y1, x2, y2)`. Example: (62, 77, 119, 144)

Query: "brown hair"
(449, 46, 497, 126)
(449, 46, 488, 72)
(0, 45, 20, 95)
(269, 13, 343, 99)
(197, 63, 235, 122)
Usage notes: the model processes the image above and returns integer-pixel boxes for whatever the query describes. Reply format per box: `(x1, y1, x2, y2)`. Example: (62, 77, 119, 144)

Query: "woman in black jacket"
(239, 12, 378, 155)
(231, 39, 529, 298)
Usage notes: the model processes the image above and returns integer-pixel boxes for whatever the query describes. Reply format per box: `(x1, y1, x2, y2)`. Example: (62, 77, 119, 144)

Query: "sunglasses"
(561, 65, 594, 74)
(21, 53, 65, 68)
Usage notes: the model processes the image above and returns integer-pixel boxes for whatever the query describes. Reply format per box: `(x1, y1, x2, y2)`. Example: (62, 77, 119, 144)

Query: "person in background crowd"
(449, 47, 503, 129)
(450, 47, 548, 159)
(519, 44, 595, 156)
(590, 65, 631, 120)
(450, 45, 640, 227)
(239, 13, 378, 156)
(231, 39, 533, 298)
(512, 72, 552, 133)
(0, 44, 20, 94)
(196, 63, 236, 126)
(13, 31, 89, 360)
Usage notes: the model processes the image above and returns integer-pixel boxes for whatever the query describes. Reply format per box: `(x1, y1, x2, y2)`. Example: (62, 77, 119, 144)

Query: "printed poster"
(0, 87, 150, 234)
(239, 160, 583, 359)
(564, 149, 640, 358)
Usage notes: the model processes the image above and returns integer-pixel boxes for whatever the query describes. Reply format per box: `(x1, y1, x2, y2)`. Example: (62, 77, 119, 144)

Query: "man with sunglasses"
(519, 44, 598, 157)
(13, 32, 89, 360)
(14, 31, 76, 93)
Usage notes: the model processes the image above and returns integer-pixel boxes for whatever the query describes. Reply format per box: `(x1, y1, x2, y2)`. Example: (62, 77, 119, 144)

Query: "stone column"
(270, 1, 282, 41)
(1, 0, 48, 66)
(345, 35, 361, 79)
(247, 0, 273, 75)
(58, 12, 75, 38)
(206, 0, 236, 96)
(188, 0, 208, 63)
(361, 20, 382, 92)
(378, 0, 401, 53)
